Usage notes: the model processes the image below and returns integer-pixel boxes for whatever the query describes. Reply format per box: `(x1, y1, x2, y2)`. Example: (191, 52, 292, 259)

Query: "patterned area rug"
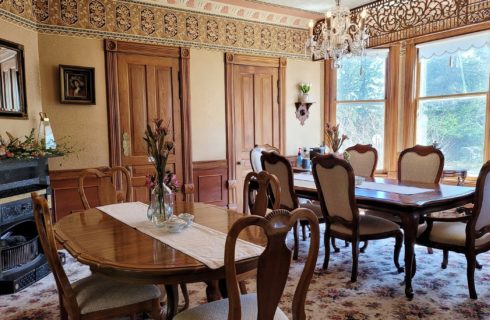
(1, 234, 490, 320)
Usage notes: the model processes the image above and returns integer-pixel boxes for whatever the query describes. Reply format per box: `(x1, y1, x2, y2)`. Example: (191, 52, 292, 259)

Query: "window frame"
(413, 34, 490, 177)
(324, 47, 399, 174)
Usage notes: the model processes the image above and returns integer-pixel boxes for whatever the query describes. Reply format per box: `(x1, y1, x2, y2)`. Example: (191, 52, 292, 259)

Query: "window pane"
(416, 96, 487, 176)
(420, 46, 490, 97)
(337, 102, 385, 169)
(336, 55, 386, 101)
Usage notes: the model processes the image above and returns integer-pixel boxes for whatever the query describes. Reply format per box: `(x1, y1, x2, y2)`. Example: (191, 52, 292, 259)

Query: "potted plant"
(298, 83, 312, 103)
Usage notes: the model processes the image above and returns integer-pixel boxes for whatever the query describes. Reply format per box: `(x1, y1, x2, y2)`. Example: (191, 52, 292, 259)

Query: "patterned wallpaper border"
(0, 0, 310, 59)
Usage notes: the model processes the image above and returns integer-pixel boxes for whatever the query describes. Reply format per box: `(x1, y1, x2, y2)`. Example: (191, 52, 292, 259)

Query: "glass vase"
(147, 182, 175, 227)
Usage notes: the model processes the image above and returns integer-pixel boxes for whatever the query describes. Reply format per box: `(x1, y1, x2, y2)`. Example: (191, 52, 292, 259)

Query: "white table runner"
(357, 181, 433, 195)
(294, 173, 314, 182)
(96, 202, 264, 269)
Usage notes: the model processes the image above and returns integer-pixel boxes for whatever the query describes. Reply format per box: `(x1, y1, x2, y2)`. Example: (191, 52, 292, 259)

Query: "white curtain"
(417, 30, 490, 60)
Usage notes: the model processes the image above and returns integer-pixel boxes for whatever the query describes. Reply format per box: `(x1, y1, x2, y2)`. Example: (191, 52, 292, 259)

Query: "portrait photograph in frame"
(60, 65, 95, 104)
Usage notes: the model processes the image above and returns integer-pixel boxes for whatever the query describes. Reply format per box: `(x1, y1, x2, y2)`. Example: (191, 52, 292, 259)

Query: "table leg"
(205, 280, 222, 302)
(164, 284, 179, 320)
(400, 211, 420, 299)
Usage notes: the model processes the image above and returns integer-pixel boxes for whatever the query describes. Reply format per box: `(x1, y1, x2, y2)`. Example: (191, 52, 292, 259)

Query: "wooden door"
(106, 41, 193, 203)
(226, 54, 286, 210)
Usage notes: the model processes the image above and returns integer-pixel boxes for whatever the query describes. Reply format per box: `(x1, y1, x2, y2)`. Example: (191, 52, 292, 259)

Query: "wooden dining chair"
(174, 207, 320, 320)
(31, 192, 162, 320)
(417, 161, 490, 299)
(249, 144, 279, 173)
(261, 151, 323, 260)
(332, 144, 378, 252)
(312, 154, 403, 282)
(78, 166, 133, 209)
(243, 170, 281, 216)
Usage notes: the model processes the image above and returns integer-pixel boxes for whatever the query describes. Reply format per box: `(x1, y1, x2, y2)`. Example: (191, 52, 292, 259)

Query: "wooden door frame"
(224, 53, 286, 209)
(104, 40, 194, 201)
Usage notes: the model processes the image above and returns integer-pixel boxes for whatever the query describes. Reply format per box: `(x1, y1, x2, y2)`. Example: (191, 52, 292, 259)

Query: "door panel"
(233, 65, 280, 210)
(116, 53, 182, 203)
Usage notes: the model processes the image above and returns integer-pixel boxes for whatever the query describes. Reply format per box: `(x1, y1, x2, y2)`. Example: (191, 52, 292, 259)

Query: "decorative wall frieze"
(314, 0, 490, 48)
(0, 0, 310, 59)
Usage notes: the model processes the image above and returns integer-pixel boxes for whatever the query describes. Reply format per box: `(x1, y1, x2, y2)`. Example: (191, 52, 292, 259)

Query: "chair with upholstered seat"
(417, 161, 490, 299)
(261, 151, 324, 260)
(312, 154, 403, 282)
(78, 166, 133, 209)
(174, 208, 320, 320)
(31, 192, 162, 320)
(332, 144, 378, 252)
(249, 144, 279, 173)
(243, 171, 281, 216)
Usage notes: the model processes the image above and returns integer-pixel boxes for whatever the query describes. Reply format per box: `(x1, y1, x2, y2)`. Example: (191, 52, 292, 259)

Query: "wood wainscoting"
(192, 160, 228, 207)
(50, 168, 103, 222)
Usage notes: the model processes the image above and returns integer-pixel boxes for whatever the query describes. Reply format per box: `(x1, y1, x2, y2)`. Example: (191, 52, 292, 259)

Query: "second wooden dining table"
(54, 201, 267, 319)
(294, 174, 475, 299)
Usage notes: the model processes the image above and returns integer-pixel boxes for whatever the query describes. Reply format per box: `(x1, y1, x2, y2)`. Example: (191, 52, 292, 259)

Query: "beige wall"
(38, 34, 109, 170)
(285, 59, 324, 156)
(190, 48, 227, 161)
(0, 21, 42, 137)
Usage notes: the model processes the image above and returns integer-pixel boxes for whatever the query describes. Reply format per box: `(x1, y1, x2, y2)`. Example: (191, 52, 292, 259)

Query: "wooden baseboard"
(193, 160, 228, 206)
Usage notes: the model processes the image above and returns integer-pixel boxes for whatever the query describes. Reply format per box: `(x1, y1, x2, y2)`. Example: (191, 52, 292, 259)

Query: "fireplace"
(0, 158, 51, 294)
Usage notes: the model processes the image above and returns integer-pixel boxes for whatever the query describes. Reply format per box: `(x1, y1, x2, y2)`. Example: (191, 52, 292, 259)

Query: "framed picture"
(59, 65, 95, 104)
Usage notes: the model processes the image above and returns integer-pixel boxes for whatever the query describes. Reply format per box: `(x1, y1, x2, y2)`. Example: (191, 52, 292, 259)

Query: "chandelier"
(306, 0, 369, 68)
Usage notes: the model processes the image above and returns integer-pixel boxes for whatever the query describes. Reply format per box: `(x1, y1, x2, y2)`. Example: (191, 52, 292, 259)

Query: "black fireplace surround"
(0, 157, 51, 294)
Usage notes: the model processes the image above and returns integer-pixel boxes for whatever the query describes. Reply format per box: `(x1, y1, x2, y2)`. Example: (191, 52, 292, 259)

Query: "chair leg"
(151, 297, 163, 320)
(466, 253, 477, 299)
(239, 281, 248, 294)
(441, 250, 449, 269)
(427, 247, 434, 254)
(360, 240, 369, 253)
(351, 238, 359, 283)
(394, 231, 404, 273)
(323, 229, 331, 270)
(331, 237, 340, 253)
(293, 221, 299, 260)
(301, 224, 307, 241)
(344, 240, 349, 247)
(412, 254, 417, 278)
(59, 293, 68, 320)
(180, 283, 190, 311)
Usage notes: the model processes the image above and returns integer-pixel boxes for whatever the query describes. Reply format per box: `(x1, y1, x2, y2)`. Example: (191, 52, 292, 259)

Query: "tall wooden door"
(226, 54, 286, 210)
(106, 41, 193, 203)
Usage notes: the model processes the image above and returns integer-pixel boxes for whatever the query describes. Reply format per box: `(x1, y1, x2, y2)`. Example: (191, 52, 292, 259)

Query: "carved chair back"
(469, 161, 490, 238)
(261, 151, 298, 211)
(345, 144, 378, 178)
(250, 144, 280, 173)
(243, 171, 281, 216)
(32, 193, 80, 317)
(312, 155, 359, 232)
(225, 208, 319, 320)
(398, 145, 444, 183)
(78, 166, 133, 209)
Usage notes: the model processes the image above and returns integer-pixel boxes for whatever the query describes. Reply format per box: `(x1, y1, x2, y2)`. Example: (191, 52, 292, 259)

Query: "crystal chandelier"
(306, 0, 369, 68)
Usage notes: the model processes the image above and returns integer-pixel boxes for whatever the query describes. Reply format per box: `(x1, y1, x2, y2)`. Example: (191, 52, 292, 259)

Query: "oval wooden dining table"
(54, 201, 266, 320)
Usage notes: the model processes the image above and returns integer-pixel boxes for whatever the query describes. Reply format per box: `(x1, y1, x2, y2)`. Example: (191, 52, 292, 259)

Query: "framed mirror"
(0, 39, 27, 118)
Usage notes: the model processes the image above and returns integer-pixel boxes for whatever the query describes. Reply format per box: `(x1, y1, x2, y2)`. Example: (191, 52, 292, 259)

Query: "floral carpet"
(1, 234, 490, 320)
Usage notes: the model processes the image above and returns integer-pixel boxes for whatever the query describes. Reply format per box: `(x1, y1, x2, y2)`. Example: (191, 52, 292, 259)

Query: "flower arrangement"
(143, 119, 175, 186)
(0, 129, 72, 160)
(325, 123, 348, 153)
(298, 82, 312, 94)
(145, 172, 181, 193)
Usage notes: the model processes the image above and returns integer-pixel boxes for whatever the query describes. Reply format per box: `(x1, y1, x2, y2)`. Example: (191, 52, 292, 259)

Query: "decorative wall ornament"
(225, 23, 237, 44)
(186, 16, 199, 40)
(32, 0, 49, 22)
(140, 8, 155, 34)
(260, 28, 271, 48)
(277, 31, 287, 50)
(12, 0, 25, 13)
(60, 0, 78, 25)
(89, 0, 105, 28)
(313, 0, 490, 48)
(115, 5, 131, 31)
(164, 12, 177, 37)
(206, 20, 218, 42)
(243, 25, 254, 47)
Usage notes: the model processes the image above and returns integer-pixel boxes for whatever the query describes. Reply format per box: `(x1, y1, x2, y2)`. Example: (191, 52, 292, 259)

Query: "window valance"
(417, 31, 490, 60)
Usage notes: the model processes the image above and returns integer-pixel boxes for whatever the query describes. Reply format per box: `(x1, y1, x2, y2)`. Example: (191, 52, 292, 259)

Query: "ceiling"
(255, 0, 376, 12)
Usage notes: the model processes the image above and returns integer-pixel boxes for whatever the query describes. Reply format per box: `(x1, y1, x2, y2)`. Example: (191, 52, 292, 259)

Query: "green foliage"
(298, 83, 311, 94)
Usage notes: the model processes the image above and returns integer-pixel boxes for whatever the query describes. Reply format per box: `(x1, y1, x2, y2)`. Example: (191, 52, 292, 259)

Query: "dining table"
(54, 201, 266, 320)
(294, 173, 475, 299)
